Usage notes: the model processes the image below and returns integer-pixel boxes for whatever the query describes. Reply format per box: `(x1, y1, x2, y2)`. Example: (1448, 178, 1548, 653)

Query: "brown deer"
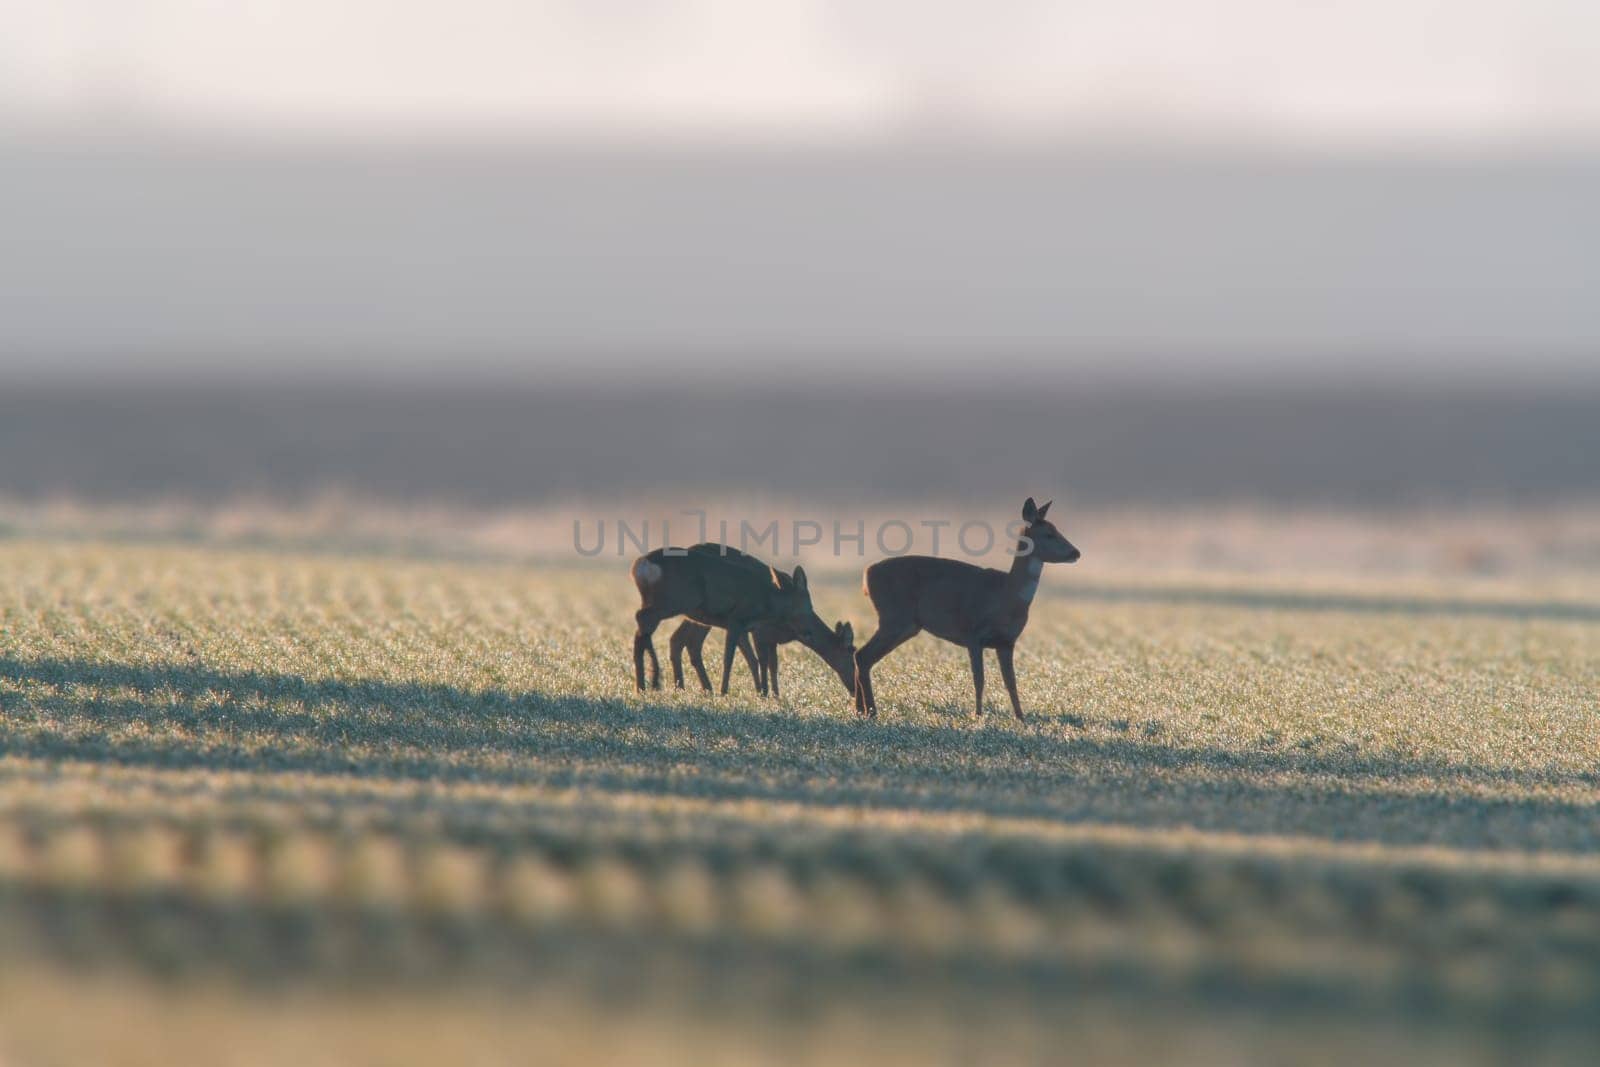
(670, 616, 855, 698)
(631, 543, 823, 694)
(853, 497, 1079, 721)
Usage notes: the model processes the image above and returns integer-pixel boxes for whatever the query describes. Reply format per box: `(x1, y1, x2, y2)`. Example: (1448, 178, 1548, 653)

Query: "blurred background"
(0, 0, 1597, 537)
(4, 8, 1600, 1063)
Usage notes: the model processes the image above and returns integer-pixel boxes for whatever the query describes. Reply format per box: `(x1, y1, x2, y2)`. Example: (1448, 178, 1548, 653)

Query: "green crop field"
(0, 537, 1598, 1064)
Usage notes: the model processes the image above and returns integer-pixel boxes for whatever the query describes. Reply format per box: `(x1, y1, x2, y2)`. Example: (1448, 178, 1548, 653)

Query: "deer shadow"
(1, 654, 1596, 853)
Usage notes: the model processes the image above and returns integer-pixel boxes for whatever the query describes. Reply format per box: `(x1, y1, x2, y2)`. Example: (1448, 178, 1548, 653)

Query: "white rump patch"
(632, 558, 663, 585)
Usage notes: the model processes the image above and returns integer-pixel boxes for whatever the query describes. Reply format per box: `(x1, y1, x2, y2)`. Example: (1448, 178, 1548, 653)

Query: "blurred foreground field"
(0, 534, 1597, 1064)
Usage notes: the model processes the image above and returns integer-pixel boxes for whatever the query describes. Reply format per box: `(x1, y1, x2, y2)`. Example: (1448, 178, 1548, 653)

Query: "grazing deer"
(853, 497, 1079, 721)
(631, 543, 821, 694)
(670, 616, 855, 698)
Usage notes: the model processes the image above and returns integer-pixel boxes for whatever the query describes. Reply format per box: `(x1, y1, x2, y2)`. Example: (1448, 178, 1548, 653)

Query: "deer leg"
(853, 622, 918, 718)
(968, 643, 986, 717)
(668, 621, 692, 689)
(765, 642, 780, 700)
(720, 625, 750, 696)
(755, 642, 769, 697)
(997, 644, 1025, 722)
(689, 630, 713, 692)
(634, 609, 664, 691)
(734, 631, 763, 695)
(671, 623, 713, 692)
(689, 645, 713, 692)
(720, 630, 761, 697)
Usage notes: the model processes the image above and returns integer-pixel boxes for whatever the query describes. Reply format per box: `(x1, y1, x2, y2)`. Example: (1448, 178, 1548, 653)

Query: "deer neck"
(796, 630, 856, 691)
(1005, 544, 1044, 607)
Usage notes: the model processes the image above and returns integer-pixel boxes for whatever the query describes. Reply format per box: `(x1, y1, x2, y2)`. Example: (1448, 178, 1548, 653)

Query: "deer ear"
(1036, 499, 1052, 520)
(839, 621, 854, 643)
(1022, 497, 1039, 523)
(792, 565, 808, 592)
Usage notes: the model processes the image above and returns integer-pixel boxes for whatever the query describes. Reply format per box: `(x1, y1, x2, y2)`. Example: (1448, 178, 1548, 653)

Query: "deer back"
(643, 544, 812, 627)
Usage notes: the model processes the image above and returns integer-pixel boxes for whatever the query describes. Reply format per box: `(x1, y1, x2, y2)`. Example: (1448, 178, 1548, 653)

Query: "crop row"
(2, 811, 1598, 1006)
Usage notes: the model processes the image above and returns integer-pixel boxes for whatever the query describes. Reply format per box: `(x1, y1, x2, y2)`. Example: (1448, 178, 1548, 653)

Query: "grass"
(0, 537, 1597, 1064)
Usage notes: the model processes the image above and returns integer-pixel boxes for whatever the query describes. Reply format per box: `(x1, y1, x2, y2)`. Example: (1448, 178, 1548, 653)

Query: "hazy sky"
(2, 2, 1598, 384)
(5, 0, 1600, 143)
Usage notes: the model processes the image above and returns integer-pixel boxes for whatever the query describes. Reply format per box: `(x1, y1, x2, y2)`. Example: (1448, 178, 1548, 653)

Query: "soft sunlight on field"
(0, 537, 1596, 1061)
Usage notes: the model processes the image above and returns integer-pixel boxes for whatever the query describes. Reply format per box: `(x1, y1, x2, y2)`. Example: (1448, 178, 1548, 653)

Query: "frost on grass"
(0, 540, 1597, 1061)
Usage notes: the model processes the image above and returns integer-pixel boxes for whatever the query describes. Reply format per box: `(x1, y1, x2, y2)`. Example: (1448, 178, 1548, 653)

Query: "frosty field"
(0, 537, 1597, 1064)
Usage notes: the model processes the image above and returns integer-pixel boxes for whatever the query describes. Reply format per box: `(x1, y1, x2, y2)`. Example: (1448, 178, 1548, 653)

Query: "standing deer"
(853, 497, 1079, 721)
(670, 616, 855, 698)
(631, 543, 823, 694)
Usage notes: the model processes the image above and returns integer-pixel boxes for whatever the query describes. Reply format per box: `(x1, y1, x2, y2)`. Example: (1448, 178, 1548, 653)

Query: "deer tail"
(631, 556, 663, 588)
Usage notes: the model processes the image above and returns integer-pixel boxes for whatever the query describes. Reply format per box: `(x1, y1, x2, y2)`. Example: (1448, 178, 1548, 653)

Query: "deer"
(853, 497, 1079, 721)
(669, 616, 855, 698)
(631, 542, 827, 695)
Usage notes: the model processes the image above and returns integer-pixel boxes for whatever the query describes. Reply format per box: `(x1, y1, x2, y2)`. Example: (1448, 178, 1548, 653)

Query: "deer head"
(819, 617, 857, 692)
(1021, 497, 1080, 564)
(790, 613, 856, 693)
(770, 564, 816, 624)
